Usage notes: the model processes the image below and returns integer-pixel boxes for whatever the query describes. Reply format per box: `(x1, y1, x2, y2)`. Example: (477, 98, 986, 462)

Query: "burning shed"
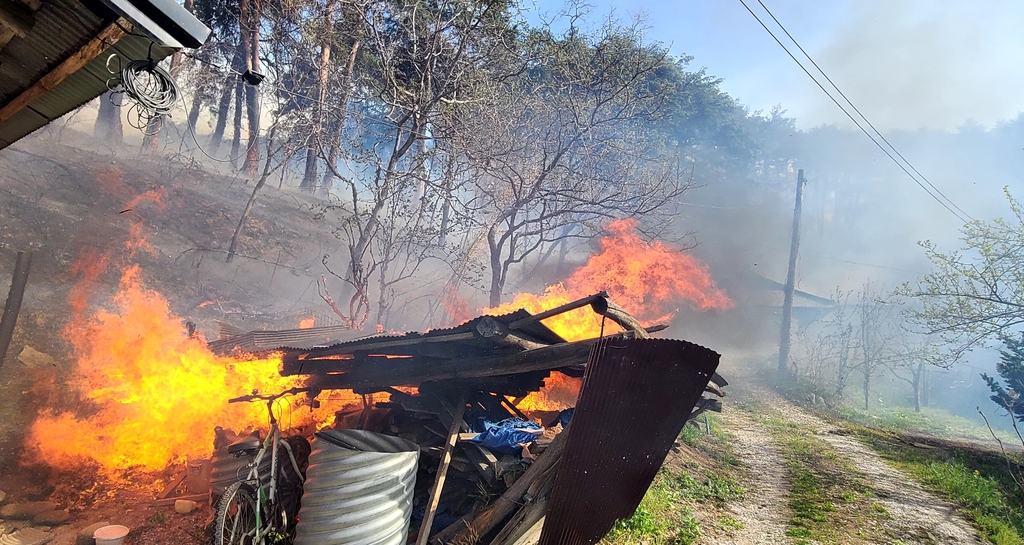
(212, 292, 727, 545)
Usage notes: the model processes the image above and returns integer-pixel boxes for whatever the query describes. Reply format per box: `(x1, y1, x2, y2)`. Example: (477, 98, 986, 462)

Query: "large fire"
(489, 218, 731, 412)
(26, 181, 358, 476)
(28, 208, 728, 472)
(27, 265, 355, 475)
(486, 218, 733, 342)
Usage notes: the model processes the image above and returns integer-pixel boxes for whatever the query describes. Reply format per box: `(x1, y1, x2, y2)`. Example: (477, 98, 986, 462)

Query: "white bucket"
(93, 525, 130, 545)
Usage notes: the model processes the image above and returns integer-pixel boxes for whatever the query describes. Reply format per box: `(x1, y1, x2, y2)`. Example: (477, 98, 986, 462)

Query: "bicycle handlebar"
(228, 386, 311, 404)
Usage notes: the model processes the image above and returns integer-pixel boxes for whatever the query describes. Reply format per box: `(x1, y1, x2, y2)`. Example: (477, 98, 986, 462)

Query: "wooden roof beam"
(0, 19, 127, 122)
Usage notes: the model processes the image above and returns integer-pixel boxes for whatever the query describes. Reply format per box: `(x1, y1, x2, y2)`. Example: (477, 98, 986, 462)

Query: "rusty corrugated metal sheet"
(207, 324, 361, 355)
(538, 337, 720, 545)
(298, 310, 567, 359)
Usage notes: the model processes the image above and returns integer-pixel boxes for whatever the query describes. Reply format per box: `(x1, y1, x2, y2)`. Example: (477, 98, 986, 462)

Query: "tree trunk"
(835, 325, 852, 397)
(921, 366, 930, 408)
(321, 133, 338, 194)
(95, 91, 123, 143)
(239, 0, 261, 175)
(438, 162, 452, 246)
(302, 34, 333, 192)
(488, 226, 502, 307)
(320, 38, 360, 193)
(211, 80, 234, 151)
(141, 115, 162, 152)
(230, 76, 244, 166)
(912, 363, 923, 413)
(301, 147, 319, 191)
(863, 366, 871, 410)
(187, 95, 203, 134)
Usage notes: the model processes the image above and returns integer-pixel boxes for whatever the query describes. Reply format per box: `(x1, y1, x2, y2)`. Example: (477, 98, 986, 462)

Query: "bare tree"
(316, 0, 512, 328)
(455, 18, 690, 305)
(902, 189, 1024, 361)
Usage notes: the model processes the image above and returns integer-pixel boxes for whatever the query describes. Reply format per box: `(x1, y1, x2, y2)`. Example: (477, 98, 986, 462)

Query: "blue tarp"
(467, 418, 543, 454)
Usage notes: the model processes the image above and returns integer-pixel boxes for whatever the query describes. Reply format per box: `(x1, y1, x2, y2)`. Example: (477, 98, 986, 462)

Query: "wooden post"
(417, 392, 467, 545)
(778, 169, 805, 375)
(0, 250, 31, 370)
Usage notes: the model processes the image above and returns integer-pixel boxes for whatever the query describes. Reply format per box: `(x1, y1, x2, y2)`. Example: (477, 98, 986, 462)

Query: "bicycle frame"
(233, 395, 305, 543)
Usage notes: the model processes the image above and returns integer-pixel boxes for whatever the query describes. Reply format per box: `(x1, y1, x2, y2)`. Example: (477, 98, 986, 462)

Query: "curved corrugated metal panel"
(209, 445, 271, 496)
(293, 430, 419, 545)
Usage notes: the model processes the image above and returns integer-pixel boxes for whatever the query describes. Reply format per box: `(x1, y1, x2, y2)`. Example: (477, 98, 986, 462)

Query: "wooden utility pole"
(778, 169, 805, 375)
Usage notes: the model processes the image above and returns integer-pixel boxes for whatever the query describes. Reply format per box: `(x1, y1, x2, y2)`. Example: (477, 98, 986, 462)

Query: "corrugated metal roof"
(207, 324, 365, 356)
(0, 0, 174, 150)
(0, 0, 107, 104)
(539, 337, 720, 545)
(297, 310, 567, 359)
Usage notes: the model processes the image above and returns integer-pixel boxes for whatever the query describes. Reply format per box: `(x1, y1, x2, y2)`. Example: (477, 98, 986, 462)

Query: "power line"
(737, 0, 972, 224)
(753, 0, 973, 223)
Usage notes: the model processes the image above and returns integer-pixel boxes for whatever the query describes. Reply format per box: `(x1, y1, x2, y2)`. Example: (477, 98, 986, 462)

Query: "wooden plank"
(0, 251, 31, 370)
(0, 0, 33, 38)
(417, 392, 467, 545)
(0, 19, 126, 122)
(462, 443, 497, 485)
(155, 471, 187, 499)
(434, 425, 570, 545)
(312, 339, 595, 391)
(0, 24, 16, 52)
(149, 493, 207, 507)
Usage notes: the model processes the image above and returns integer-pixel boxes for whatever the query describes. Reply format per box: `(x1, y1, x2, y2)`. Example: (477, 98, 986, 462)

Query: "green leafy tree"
(902, 189, 1024, 360)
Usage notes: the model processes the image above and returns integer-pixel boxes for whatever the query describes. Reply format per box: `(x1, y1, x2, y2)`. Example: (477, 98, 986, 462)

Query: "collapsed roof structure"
(211, 292, 726, 545)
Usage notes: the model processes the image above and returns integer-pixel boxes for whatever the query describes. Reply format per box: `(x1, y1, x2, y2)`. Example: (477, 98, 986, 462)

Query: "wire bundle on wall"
(107, 52, 180, 132)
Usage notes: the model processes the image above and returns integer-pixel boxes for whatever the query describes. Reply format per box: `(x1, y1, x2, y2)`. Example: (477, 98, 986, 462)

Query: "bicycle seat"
(227, 436, 261, 455)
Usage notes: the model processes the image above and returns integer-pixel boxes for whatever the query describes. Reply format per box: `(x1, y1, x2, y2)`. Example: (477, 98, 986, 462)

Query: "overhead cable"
(738, 0, 973, 224)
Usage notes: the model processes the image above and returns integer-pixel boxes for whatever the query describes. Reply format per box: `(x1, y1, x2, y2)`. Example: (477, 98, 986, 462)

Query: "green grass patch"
(759, 416, 887, 544)
(679, 414, 740, 467)
(603, 414, 744, 544)
(604, 477, 703, 545)
(838, 405, 1018, 444)
(853, 426, 1024, 545)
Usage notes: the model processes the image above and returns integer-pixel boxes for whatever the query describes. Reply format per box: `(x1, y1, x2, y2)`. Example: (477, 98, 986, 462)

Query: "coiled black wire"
(116, 57, 179, 132)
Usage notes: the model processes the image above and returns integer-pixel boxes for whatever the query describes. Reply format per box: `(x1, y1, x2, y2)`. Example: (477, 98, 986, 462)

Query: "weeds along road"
(713, 386, 983, 545)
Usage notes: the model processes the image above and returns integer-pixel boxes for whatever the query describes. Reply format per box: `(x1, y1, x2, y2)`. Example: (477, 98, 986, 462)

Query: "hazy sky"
(534, 0, 1024, 131)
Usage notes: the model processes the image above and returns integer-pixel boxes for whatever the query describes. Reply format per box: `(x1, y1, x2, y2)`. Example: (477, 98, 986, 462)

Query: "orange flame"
(516, 372, 581, 413)
(27, 266, 357, 474)
(486, 218, 732, 342)
(26, 188, 358, 476)
(494, 218, 732, 412)
(299, 317, 315, 329)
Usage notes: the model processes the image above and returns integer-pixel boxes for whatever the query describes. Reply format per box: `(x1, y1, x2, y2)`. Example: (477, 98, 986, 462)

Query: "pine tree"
(983, 333, 1024, 422)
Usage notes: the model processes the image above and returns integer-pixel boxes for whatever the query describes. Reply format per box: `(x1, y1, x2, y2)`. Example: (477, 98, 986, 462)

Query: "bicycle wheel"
(215, 481, 259, 545)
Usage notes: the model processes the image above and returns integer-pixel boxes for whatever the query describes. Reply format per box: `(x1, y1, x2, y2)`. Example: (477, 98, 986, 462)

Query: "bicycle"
(214, 387, 311, 545)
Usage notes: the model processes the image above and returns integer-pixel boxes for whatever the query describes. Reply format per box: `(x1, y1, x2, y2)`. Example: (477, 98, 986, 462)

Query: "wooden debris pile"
(210, 292, 726, 545)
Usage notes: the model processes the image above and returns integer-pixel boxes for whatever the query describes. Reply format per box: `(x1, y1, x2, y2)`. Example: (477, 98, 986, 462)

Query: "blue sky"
(533, 0, 1024, 131)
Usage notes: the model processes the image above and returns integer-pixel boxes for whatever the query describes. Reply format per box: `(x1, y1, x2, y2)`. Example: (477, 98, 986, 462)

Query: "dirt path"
(716, 384, 984, 545)
(774, 401, 984, 545)
(715, 409, 792, 545)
